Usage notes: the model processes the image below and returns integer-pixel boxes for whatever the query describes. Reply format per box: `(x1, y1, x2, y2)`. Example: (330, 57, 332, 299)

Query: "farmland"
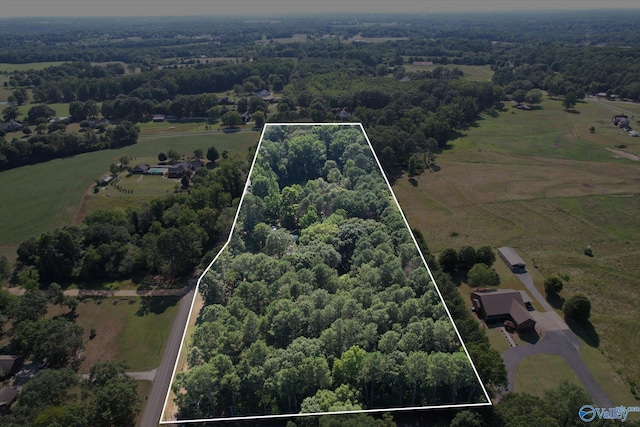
(0, 129, 259, 259)
(393, 96, 640, 398)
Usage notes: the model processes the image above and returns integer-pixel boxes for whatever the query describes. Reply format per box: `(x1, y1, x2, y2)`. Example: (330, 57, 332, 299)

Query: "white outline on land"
(159, 123, 492, 424)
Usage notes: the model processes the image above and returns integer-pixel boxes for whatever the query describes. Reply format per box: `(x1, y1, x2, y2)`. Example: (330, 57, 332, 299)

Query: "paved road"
(516, 272, 554, 312)
(139, 284, 196, 427)
(500, 272, 613, 408)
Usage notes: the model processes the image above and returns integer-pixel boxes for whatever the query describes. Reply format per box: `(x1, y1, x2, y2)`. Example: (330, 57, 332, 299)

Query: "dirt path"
(72, 182, 97, 225)
(605, 147, 639, 161)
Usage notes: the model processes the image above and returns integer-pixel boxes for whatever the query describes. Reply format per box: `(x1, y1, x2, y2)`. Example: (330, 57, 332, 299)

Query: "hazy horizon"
(1, 0, 640, 18)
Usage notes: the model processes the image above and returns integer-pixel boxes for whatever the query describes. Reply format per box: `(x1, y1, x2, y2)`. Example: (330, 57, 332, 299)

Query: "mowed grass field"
(48, 296, 180, 373)
(392, 96, 640, 399)
(402, 64, 494, 82)
(514, 354, 582, 396)
(0, 61, 66, 72)
(0, 130, 259, 259)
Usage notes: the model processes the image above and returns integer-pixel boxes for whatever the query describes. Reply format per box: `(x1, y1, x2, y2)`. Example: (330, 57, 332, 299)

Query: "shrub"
(504, 320, 515, 332)
(544, 276, 564, 294)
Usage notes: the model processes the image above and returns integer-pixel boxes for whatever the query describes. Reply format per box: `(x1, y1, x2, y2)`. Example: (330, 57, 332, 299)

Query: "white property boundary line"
(159, 123, 492, 424)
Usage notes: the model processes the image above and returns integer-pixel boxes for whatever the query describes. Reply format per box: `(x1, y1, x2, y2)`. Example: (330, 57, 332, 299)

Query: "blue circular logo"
(579, 405, 596, 422)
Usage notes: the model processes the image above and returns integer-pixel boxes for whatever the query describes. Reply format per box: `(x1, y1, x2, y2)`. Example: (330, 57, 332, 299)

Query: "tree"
(109, 163, 120, 175)
(194, 148, 204, 159)
(563, 294, 591, 322)
(27, 105, 56, 123)
(2, 105, 20, 122)
(563, 91, 577, 110)
(524, 89, 543, 105)
(108, 121, 139, 147)
(589, 126, 595, 133)
(158, 152, 168, 162)
(222, 111, 242, 128)
(10, 368, 78, 422)
(207, 146, 220, 163)
(84, 361, 141, 427)
(12, 88, 28, 105)
(69, 101, 86, 122)
(119, 155, 130, 168)
(253, 111, 265, 128)
(457, 245, 477, 271)
(467, 263, 499, 289)
(167, 149, 180, 161)
(475, 245, 495, 267)
(438, 248, 459, 274)
(544, 276, 563, 295)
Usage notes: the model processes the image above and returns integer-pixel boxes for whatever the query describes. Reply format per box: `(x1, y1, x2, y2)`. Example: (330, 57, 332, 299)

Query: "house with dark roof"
(471, 289, 536, 333)
(132, 164, 150, 174)
(241, 111, 252, 124)
(167, 161, 191, 178)
(0, 355, 23, 380)
(498, 247, 526, 273)
(0, 387, 18, 414)
(0, 121, 23, 132)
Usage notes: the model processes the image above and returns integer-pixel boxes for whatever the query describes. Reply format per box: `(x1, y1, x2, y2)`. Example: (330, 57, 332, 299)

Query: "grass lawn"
(392, 94, 640, 400)
(403, 64, 494, 82)
(50, 296, 180, 373)
(136, 380, 153, 426)
(514, 354, 582, 396)
(0, 130, 259, 255)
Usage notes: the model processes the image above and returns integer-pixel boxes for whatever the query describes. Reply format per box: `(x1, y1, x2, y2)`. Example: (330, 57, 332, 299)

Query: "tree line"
(10, 153, 247, 286)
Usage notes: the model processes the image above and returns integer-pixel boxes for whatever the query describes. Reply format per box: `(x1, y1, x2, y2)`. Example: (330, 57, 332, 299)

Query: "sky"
(1, 0, 639, 18)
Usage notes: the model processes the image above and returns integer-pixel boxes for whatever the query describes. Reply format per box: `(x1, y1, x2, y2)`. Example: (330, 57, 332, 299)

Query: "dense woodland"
(175, 125, 487, 418)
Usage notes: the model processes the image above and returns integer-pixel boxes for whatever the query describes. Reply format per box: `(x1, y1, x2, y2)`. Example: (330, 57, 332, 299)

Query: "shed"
(152, 114, 166, 122)
(498, 247, 526, 273)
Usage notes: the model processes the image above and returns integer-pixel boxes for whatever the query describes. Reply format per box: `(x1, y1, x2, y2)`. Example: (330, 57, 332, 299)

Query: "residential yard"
(393, 96, 640, 400)
(514, 354, 582, 396)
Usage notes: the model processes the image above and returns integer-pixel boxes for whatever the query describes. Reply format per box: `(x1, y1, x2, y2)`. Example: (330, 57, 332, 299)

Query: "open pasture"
(403, 64, 494, 82)
(0, 61, 66, 72)
(393, 95, 640, 398)
(0, 131, 259, 253)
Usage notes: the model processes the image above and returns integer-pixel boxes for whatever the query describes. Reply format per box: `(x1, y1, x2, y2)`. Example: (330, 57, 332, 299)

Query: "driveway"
(502, 330, 612, 408)
(499, 272, 613, 408)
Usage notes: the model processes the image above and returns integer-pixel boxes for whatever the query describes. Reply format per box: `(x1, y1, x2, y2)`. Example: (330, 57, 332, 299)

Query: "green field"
(48, 296, 180, 373)
(0, 130, 259, 255)
(0, 61, 66, 72)
(403, 64, 494, 82)
(393, 96, 640, 399)
(514, 354, 582, 396)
